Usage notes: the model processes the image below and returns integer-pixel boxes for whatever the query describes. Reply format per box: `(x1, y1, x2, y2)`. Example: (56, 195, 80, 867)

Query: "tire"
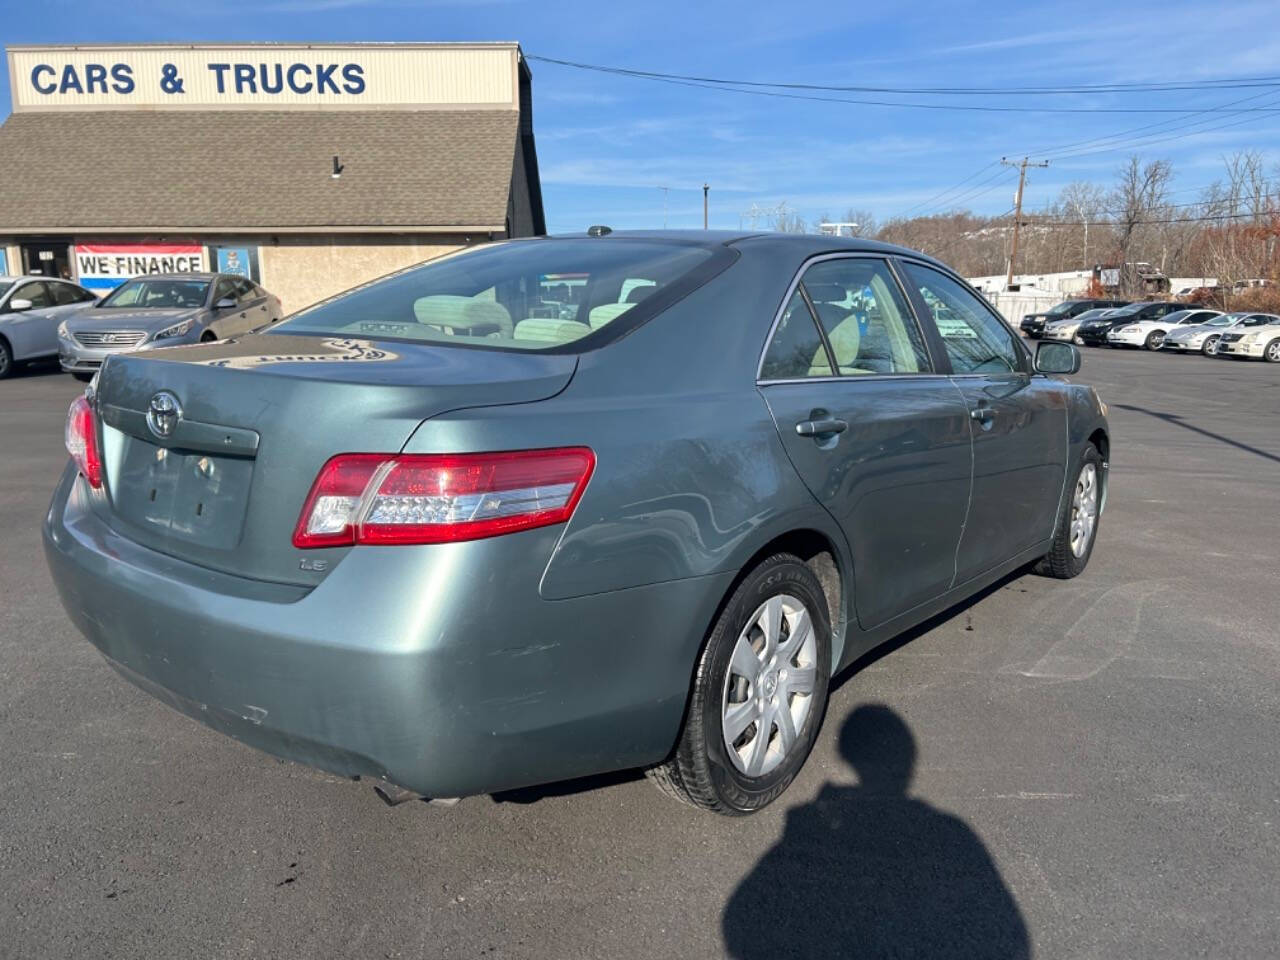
(1144, 330, 1165, 351)
(72, 372, 94, 382)
(1202, 335, 1220, 356)
(647, 553, 832, 815)
(1035, 444, 1103, 579)
(0, 338, 12, 380)
(200, 330, 218, 343)
(1265, 338, 1280, 363)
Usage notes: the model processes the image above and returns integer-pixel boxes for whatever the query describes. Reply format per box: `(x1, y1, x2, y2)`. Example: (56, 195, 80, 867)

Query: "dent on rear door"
(762, 378, 972, 629)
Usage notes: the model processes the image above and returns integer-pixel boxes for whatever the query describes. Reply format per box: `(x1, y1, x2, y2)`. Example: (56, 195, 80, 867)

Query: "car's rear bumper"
(43, 466, 731, 798)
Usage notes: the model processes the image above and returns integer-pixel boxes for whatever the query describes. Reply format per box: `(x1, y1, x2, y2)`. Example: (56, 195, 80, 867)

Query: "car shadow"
(8, 357, 70, 380)
(722, 705, 1031, 960)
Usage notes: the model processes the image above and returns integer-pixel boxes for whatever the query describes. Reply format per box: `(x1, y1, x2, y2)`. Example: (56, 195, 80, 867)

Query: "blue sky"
(4, 0, 1279, 232)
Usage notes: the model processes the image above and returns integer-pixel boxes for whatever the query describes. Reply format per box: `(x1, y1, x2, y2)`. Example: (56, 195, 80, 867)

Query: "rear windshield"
(273, 239, 718, 352)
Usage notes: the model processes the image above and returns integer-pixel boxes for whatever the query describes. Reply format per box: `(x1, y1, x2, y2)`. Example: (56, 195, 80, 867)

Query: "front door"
(759, 256, 973, 630)
(897, 261, 1068, 584)
(3, 280, 61, 360)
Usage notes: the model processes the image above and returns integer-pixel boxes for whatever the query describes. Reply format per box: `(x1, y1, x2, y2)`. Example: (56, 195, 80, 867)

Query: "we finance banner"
(74, 243, 205, 291)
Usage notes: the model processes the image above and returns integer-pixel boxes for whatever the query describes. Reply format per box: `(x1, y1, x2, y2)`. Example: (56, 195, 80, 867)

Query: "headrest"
(625, 285, 657, 304)
(588, 302, 635, 329)
(805, 282, 846, 303)
(413, 295, 513, 338)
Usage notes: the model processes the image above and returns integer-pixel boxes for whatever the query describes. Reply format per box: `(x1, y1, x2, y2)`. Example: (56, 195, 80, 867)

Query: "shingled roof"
(0, 110, 519, 233)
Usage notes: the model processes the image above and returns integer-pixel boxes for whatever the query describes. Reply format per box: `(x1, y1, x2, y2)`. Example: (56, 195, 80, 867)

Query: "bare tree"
(1058, 182, 1108, 268)
(1110, 156, 1174, 289)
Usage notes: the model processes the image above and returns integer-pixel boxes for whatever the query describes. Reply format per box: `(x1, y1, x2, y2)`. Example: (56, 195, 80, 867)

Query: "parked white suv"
(1215, 314, 1280, 362)
(1105, 308, 1222, 351)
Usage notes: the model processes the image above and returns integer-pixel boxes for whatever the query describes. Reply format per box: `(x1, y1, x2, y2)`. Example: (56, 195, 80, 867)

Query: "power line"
(527, 55, 1280, 97)
(896, 162, 1002, 218)
(526, 55, 1280, 114)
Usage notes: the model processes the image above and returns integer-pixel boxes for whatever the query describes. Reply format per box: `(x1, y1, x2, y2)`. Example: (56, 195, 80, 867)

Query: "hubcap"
(1267, 341, 1280, 362)
(1205, 337, 1219, 355)
(1069, 463, 1099, 558)
(721, 594, 818, 778)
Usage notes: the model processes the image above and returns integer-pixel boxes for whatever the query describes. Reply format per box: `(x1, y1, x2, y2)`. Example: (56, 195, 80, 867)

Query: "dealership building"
(0, 42, 545, 311)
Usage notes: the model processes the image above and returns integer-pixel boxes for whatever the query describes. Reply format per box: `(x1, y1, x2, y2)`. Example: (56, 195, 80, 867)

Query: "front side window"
(800, 259, 930, 375)
(901, 262, 1022, 375)
(15, 281, 53, 309)
(98, 278, 210, 309)
(274, 239, 717, 352)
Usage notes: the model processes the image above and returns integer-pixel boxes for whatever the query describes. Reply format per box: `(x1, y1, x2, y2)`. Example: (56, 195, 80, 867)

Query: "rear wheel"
(1144, 330, 1165, 350)
(1035, 445, 1102, 579)
(1202, 335, 1221, 356)
(647, 553, 831, 815)
(1265, 338, 1280, 363)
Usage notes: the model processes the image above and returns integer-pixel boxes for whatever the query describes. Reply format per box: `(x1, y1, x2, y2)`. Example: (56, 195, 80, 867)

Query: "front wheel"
(647, 553, 831, 814)
(1202, 336, 1220, 356)
(1265, 339, 1280, 363)
(1035, 445, 1103, 579)
(1144, 330, 1165, 351)
(0, 339, 13, 380)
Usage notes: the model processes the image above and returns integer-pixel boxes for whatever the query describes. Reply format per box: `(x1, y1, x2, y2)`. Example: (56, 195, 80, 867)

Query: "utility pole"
(1002, 156, 1049, 290)
(658, 186, 669, 229)
(703, 183, 709, 229)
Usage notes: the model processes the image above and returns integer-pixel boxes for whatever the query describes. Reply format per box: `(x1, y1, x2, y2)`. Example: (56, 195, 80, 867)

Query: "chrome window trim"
(755, 251, 939, 384)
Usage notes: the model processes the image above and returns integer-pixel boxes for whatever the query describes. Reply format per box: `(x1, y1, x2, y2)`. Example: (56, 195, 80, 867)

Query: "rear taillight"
(64, 395, 102, 489)
(292, 447, 595, 548)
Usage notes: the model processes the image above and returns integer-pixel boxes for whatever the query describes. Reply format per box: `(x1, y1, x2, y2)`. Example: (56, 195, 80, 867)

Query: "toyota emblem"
(146, 391, 182, 439)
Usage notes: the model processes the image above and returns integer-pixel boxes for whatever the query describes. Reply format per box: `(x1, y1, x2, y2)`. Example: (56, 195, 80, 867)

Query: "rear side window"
(761, 290, 832, 379)
(801, 259, 930, 375)
(275, 239, 718, 352)
(50, 282, 83, 306)
(233, 278, 258, 304)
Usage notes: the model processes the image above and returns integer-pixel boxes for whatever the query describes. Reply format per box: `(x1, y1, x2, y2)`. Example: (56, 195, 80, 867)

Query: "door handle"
(970, 405, 995, 426)
(796, 418, 848, 437)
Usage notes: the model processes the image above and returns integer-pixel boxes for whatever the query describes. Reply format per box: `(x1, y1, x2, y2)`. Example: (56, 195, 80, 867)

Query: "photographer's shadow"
(723, 705, 1031, 959)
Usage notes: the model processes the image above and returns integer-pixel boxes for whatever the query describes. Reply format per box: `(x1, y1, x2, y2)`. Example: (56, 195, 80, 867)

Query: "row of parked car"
(1020, 298, 1280, 362)
(0, 271, 283, 380)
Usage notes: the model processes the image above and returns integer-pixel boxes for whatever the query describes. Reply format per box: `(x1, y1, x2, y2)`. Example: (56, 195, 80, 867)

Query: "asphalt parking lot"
(2, 347, 1278, 959)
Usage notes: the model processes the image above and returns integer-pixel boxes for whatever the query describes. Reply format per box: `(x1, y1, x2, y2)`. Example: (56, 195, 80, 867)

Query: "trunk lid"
(90, 334, 576, 586)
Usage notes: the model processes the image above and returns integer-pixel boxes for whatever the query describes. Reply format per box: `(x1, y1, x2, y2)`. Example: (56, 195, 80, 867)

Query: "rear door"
(233, 278, 266, 334)
(897, 260, 1068, 584)
(758, 255, 973, 629)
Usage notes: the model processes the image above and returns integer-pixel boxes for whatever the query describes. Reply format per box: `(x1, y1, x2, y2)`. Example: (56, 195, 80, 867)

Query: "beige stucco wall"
(258, 236, 475, 313)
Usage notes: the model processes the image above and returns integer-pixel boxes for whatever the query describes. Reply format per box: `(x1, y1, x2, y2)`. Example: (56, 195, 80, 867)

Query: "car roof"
(115, 272, 220, 282)
(540, 229, 952, 271)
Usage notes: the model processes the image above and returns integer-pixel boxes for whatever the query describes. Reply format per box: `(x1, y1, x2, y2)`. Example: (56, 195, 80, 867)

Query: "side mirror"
(215, 297, 237, 310)
(8, 298, 32, 312)
(1035, 340, 1081, 375)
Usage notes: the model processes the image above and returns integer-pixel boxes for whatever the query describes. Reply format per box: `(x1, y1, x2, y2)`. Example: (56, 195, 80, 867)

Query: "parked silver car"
(1215, 313, 1280, 361)
(1042, 307, 1115, 344)
(1105, 308, 1224, 350)
(1162, 312, 1264, 356)
(0, 275, 99, 379)
(59, 273, 282, 380)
